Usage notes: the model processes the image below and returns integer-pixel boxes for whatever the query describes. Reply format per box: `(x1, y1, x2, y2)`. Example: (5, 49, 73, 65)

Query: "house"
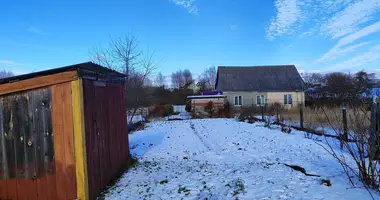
(368, 79, 380, 103)
(215, 65, 305, 110)
(187, 92, 226, 115)
(0, 62, 129, 200)
(187, 82, 199, 93)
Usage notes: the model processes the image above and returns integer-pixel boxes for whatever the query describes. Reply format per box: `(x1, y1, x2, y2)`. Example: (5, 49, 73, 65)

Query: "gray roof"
(216, 65, 305, 92)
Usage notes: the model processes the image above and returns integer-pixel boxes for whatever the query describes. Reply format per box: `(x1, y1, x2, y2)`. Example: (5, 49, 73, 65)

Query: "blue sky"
(1, 0, 380, 78)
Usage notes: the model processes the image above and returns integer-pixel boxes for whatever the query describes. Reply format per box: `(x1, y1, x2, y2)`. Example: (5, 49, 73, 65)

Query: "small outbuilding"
(0, 62, 129, 200)
(187, 91, 226, 115)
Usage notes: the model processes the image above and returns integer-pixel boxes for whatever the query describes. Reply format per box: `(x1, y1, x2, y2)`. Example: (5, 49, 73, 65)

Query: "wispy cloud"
(325, 44, 380, 71)
(170, 0, 198, 14)
(0, 60, 23, 67)
(28, 26, 45, 35)
(267, 0, 380, 40)
(314, 41, 372, 64)
(229, 24, 239, 31)
(315, 21, 380, 63)
(323, 0, 380, 38)
(267, 0, 380, 71)
(267, 0, 302, 40)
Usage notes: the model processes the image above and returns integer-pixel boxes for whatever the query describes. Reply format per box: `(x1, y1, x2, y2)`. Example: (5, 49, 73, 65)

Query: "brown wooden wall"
(82, 80, 129, 200)
(0, 83, 77, 200)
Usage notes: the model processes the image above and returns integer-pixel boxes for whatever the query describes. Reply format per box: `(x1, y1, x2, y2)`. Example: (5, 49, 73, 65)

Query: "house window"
(234, 96, 243, 106)
(284, 94, 293, 104)
(256, 95, 265, 106)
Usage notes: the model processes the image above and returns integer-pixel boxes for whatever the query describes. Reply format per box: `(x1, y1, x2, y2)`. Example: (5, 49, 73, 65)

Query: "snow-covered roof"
(187, 95, 226, 99)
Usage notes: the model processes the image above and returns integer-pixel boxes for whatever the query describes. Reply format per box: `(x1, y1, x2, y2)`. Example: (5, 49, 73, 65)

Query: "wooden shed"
(0, 62, 130, 200)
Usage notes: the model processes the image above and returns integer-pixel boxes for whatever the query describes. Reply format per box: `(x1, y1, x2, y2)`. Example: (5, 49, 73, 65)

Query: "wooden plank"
(32, 90, 46, 200)
(102, 85, 111, 187)
(1, 97, 17, 200)
(0, 180, 5, 199)
(107, 86, 116, 175)
(6, 179, 17, 200)
(16, 94, 38, 200)
(0, 103, 7, 199)
(0, 103, 3, 180)
(44, 88, 57, 200)
(0, 71, 78, 96)
(52, 84, 67, 200)
(32, 88, 52, 200)
(61, 83, 77, 199)
(71, 79, 89, 200)
(81, 80, 129, 199)
(96, 86, 106, 188)
(118, 85, 129, 159)
(83, 79, 100, 200)
(10, 94, 36, 200)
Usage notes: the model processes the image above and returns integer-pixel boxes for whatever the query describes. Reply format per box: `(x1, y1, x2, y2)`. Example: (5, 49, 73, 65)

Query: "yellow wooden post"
(71, 78, 89, 200)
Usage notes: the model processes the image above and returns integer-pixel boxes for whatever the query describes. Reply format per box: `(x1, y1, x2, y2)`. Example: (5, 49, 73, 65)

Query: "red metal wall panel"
(82, 80, 129, 200)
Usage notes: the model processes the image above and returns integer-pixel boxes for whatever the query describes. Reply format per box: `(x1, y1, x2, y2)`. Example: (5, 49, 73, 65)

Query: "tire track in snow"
(189, 120, 220, 155)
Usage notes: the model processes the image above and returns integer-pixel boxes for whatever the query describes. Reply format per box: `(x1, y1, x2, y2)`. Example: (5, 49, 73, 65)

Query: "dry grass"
(276, 106, 371, 134)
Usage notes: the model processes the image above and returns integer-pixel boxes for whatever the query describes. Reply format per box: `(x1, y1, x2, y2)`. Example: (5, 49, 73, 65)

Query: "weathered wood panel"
(51, 82, 77, 200)
(0, 87, 55, 200)
(52, 84, 67, 200)
(0, 104, 6, 198)
(0, 71, 77, 96)
(83, 79, 129, 200)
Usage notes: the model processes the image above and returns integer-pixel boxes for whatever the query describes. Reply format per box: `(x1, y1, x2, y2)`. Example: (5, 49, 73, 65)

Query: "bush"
(239, 106, 261, 119)
(217, 101, 232, 118)
(161, 104, 174, 117)
(151, 104, 174, 117)
(204, 101, 216, 117)
(266, 103, 285, 120)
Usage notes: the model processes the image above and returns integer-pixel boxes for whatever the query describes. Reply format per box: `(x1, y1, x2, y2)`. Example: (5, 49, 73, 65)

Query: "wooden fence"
(241, 103, 375, 140)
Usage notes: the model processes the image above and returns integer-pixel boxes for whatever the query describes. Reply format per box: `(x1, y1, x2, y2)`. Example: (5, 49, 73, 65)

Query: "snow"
(103, 118, 379, 200)
(187, 94, 226, 99)
(165, 112, 191, 120)
(127, 114, 145, 124)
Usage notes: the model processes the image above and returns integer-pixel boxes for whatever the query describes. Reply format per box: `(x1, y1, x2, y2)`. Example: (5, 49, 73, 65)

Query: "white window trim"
(256, 95, 265, 106)
(233, 95, 243, 107)
(284, 94, 293, 105)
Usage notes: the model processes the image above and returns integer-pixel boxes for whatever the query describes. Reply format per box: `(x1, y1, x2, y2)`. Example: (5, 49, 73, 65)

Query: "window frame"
(284, 94, 293, 105)
(234, 95, 243, 106)
(256, 95, 265, 106)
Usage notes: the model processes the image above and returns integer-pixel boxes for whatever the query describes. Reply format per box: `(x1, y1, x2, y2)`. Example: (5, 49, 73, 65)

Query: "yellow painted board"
(71, 78, 89, 200)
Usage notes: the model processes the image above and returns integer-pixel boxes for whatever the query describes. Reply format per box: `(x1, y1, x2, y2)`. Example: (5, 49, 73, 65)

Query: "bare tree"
(182, 69, 193, 87)
(355, 70, 375, 96)
(302, 72, 325, 88)
(324, 72, 357, 101)
(144, 77, 153, 87)
(154, 72, 166, 87)
(0, 70, 14, 79)
(197, 66, 217, 92)
(204, 66, 216, 90)
(90, 34, 141, 81)
(171, 70, 183, 89)
(90, 34, 159, 123)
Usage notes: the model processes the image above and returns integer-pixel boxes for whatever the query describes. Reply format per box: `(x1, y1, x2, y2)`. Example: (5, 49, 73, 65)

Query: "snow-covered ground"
(128, 114, 146, 124)
(165, 112, 192, 120)
(103, 118, 378, 200)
